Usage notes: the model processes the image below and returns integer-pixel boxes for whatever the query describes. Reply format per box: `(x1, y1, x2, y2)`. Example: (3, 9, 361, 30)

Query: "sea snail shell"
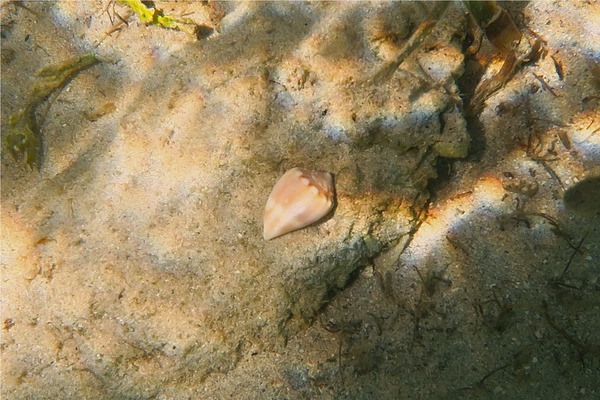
(263, 167, 336, 240)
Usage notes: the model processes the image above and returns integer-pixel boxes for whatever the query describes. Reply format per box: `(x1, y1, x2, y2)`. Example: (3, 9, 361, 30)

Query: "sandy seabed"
(2, 1, 599, 399)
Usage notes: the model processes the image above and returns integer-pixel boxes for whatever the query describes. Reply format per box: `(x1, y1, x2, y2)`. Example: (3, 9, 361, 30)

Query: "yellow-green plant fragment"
(118, 0, 209, 37)
(120, 0, 154, 24)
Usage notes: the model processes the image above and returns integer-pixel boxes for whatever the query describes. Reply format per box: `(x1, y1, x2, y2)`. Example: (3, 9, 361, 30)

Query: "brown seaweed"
(4, 52, 102, 170)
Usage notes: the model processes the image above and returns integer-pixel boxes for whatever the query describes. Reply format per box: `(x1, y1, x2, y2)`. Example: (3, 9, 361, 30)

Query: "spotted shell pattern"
(263, 167, 335, 240)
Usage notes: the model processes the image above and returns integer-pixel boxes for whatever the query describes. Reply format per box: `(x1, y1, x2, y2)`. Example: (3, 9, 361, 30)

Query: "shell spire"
(263, 167, 335, 240)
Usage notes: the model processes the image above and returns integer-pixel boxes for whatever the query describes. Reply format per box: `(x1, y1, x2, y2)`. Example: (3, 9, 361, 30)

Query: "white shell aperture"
(263, 167, 336, 240)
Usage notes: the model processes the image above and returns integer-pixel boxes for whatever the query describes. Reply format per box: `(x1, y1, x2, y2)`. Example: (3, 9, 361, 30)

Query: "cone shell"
(263, 167, 335, 240)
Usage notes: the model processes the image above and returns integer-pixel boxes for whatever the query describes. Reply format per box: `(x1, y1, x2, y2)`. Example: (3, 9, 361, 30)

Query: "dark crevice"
(457, 57, 488, 162)
(427, 156, 455, 203)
